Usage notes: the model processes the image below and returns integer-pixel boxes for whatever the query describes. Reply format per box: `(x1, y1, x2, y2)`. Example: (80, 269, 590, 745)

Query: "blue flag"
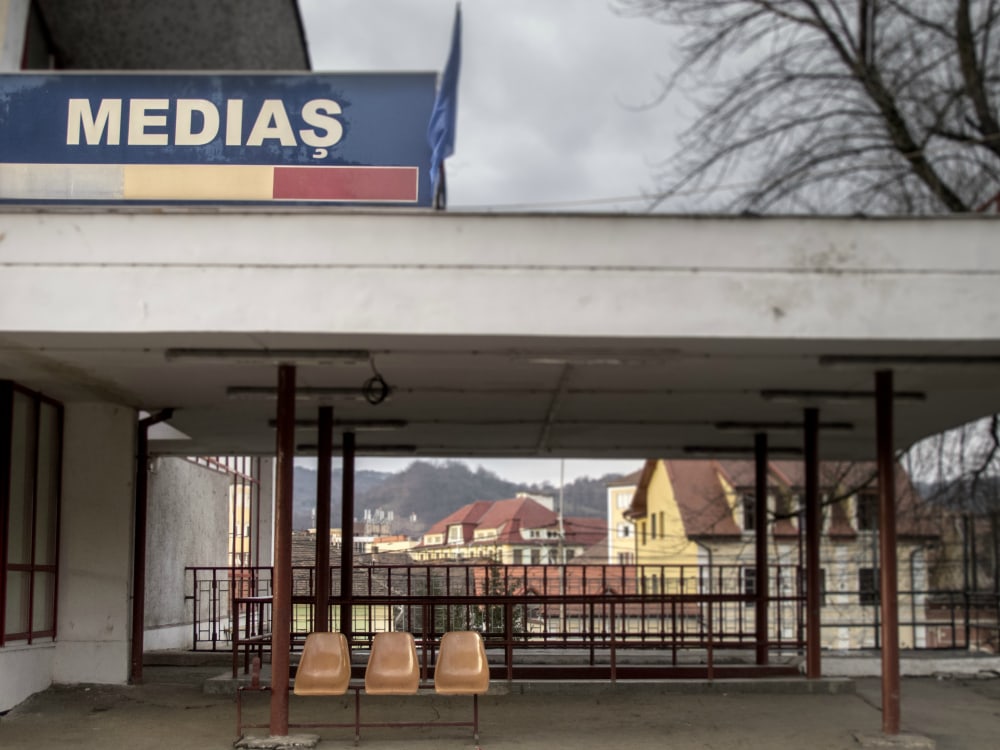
(427, 4, 461, 208)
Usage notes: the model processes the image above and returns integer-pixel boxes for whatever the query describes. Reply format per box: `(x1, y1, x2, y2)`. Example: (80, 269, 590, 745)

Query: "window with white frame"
(447, 524, 463, 544)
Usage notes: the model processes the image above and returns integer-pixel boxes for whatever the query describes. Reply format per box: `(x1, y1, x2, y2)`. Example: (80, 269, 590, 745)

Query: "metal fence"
(185, 563, 1000, 677)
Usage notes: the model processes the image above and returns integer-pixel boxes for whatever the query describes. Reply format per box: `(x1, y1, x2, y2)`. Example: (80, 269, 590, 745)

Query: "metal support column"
(876, 370, 901, 735)
(754, 431, 769, 665)
(340, 431, 356, 643)
(804, 407, 822, 678)
(314, 407, 333, 632)
(269, 365, 295, 737)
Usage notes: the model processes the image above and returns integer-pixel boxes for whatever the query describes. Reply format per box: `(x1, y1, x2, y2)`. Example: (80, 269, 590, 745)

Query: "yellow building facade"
(619, 458, 940, 650)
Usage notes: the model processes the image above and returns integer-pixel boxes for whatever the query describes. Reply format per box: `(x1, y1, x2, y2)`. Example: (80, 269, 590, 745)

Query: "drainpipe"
(694, 540, 714, 606)
(130, 408, 174, 685)
(694, 539, 715, 666)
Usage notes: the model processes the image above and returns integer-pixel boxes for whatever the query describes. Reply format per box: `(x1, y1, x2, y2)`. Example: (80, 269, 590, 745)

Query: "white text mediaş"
(66, 98, 344, 148)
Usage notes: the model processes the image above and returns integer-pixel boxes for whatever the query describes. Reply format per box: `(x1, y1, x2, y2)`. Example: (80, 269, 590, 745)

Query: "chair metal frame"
(236, 630, 490, 744)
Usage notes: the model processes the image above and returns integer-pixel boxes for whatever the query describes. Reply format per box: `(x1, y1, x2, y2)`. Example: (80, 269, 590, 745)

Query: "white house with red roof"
(413, 493, 606, 564)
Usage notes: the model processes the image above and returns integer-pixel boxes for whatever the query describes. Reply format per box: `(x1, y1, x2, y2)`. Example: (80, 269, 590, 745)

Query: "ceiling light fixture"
(714, 420, 854, 432)
(295, 443, 417, 454)
(166, 348, 370, 365)
(683, 445, 804, 456)
(819, 354, 1000, 367)
(521, 349, 682, 367)
(227, 386, 383, 402)
(269, 418, 408, 431)
(760, 389, 925, 403)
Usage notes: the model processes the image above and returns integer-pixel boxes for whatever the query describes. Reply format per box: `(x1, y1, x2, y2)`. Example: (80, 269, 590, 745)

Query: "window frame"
(1, 381, 64, 646)
(856, 490, 879, 532)
(858, 567, 879, 606)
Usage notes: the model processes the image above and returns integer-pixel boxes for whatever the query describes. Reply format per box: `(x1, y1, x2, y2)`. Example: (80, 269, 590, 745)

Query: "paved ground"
(1, 665, 998, 750)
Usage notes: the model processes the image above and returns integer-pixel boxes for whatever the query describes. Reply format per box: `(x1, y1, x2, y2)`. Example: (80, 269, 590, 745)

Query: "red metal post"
(876, 370, 901, 734)
(270, 365, 295, 736)
(754, 431, 769, 665)
(804, 407, 822, 678)
(130, 408, 173, 684)
(340, 431, 355, 642)
(315, 406, 333, 632)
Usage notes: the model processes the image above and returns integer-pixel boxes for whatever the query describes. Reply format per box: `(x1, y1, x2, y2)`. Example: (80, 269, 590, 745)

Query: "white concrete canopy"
(1, 209, 998, 460)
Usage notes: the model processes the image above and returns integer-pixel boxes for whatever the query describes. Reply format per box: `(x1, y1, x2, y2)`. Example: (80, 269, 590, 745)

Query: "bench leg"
(473, 693, 479, 741)
(236, 687, 243, 739)
(354, 688, 361, 744)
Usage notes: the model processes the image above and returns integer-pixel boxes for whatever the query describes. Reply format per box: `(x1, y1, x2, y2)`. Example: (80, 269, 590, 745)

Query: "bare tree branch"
(615, 0, 1000, 214)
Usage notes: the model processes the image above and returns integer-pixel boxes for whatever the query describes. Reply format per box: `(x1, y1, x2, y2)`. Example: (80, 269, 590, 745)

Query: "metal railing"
(185, 563, 1000, 676)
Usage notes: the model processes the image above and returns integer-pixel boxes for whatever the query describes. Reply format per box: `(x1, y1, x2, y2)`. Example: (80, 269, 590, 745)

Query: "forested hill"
(292, 460, 629, 534)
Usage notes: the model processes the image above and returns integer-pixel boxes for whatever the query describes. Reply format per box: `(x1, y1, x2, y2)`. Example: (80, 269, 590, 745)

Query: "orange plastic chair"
(293, 632, 352, 696)
(434, 631, 489, 695)
(364, 631, 420, 695)
(434, 631, 490, 740)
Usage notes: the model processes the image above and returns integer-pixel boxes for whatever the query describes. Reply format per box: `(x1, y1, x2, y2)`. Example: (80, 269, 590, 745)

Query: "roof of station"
(1, 210, 998, 463)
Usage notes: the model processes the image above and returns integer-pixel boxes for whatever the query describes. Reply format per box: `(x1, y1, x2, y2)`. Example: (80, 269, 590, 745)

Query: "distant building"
(606, 470, 642, 565)
(371, 535, 418, 555)
(614, 459, 940, 650)
(413, 493, 606, 564)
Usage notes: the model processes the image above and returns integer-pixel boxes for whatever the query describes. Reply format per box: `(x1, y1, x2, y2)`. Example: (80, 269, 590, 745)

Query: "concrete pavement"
(1, 663, 998, 750)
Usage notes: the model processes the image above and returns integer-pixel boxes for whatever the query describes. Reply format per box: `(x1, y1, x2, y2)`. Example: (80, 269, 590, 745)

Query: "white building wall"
(144, 457, 230, 651)
(0, 643, 55, 713)
(54, 402, 135, 686)
(607, 485, 636, 564)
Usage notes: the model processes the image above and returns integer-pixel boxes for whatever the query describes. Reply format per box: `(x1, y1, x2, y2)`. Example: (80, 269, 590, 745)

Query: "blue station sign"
(0, 73, 437, 205)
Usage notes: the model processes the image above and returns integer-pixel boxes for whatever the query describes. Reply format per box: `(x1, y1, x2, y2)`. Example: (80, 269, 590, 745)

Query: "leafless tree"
(615, 0, 1000, 214)
(904, 415, 1000, 510)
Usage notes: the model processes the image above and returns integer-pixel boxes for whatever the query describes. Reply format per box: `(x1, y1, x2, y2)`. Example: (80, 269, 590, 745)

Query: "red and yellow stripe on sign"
(0, 164, 420, 202)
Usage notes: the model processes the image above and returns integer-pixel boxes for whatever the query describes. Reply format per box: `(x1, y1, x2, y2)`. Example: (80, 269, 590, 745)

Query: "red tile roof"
(665, 460, 742, 537)
(420, 499, 494, 544)
(477, 496, 554, 532)
(418, 496, 607, 550)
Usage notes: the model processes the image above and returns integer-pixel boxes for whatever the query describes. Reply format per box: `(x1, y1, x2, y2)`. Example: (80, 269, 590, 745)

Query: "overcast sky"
(298, 0, 686, 212)
(295, 1, 676, 484)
